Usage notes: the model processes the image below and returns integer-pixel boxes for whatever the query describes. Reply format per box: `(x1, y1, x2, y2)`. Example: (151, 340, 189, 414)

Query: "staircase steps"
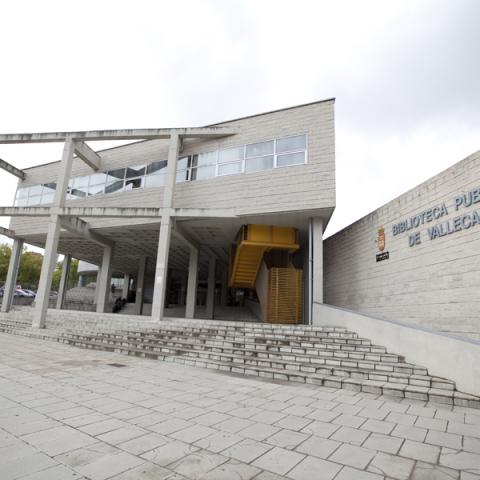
(1, 315, 477, 408)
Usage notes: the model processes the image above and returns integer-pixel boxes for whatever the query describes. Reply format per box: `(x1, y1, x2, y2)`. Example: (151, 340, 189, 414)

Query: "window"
(275, 134, 307, 167)
(190, 152, 216, 181)
(105, 168, 125, 194)
(218, 147, 243, 176)
(176, 157, 189, 183)
(145, 160, 167, 189)
(245, 140, 274, 173)
(15, 133, 307, 205)
(87, 173, 106, 196)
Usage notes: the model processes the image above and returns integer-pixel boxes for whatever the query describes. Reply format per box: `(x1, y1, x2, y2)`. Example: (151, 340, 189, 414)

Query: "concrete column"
(185, 246, 198, 318)
(151, 133, 180, 321)
(1, 238, 23, 313)
(96, 245, 114, 313)
(93, 266, 102, 304)
(220, 265, 228, 307)
(134, 256, 147, 315)
(33, 138, 75, 328)
(179, 273, 187, 306)
(312, 217, 324, 304)
(77, 274, 84, 288)
(56, 254, 71, 309)
(206, 257, 216, 319)
(122, 273, 130, 299)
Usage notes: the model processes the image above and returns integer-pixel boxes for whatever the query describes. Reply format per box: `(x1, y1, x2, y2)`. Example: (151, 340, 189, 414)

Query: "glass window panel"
(245, 155, 274, 173)
(28, 185, 43, 196)
(147, 160, 167, 175)
(125, 164, 146, 178)
(42, 182, 56, 194)
(191, 152, 216, 168)
(219, 147, 243, 164)
(72, 175, 89, 189)
(190, 166, 216, 181)
(145, 173, 166, 188)
(177, 157, 189, 170)
(88, 183, 105, 196)
(106, 168, 125, 182)
(69, 188, 87, 199)
(176, 170, 188, 183)
(276, 151, 305, 167)
(125, 178, 144, 190)
(246, 140, 274, 158)
(218, 162, 242, 176)
(276, 134, 307, 153)
(89, 173, 106, 185)
(26, 195, 42, 206)
(15, 197, 27, 206)
(105, 180, 124, 194)
(40, 192, 55, 204)
(16, 187, 29, 198)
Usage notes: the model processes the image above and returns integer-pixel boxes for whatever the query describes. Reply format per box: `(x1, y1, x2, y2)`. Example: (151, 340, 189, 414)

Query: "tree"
(0, 243, 78, 291)
(18, 252, 43, 290)
(0, 243, 12, 284)
(51, 258, 79, 291)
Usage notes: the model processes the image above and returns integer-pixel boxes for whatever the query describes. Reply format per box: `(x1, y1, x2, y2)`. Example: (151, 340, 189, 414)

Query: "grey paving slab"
(295, 435, 340, 459)
(363, 432, 404, 454)
(287, 455, 341, 480)
(329, 425, 369, 446)
(329, 443, 376, 469)
(221, 438, 273, 463)
(0, 332, 479, 480)
(367, 451, 415, 479)
(252, 446, 305, 475)
(399, 439, 441, 463)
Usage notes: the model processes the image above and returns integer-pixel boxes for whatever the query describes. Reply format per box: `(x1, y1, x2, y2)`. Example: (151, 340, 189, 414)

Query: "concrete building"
(2, 99, 480, 401)
(0, 100, 335, 327)
(0, 98, 479, 339)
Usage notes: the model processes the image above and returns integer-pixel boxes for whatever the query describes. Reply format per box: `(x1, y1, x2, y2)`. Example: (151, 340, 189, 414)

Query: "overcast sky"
(0, 0, 479, 247)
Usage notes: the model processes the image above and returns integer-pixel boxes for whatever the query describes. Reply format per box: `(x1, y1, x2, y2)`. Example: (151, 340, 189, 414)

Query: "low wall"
(314, 302, 480, 396)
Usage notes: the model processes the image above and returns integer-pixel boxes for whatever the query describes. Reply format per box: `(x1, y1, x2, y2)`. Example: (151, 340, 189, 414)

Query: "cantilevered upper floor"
(8, 99, 335, 238)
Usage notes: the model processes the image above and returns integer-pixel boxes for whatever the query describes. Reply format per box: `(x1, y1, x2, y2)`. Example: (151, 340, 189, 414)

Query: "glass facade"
(14, 133, 307, 206)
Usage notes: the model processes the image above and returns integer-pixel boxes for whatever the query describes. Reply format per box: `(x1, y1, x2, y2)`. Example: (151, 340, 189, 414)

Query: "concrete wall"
(324, 149, 480, 339)
(10, 100, 335, 236)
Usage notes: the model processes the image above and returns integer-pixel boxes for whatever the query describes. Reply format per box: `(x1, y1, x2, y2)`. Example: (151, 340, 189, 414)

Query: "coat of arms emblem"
(377, 227, 385, 251)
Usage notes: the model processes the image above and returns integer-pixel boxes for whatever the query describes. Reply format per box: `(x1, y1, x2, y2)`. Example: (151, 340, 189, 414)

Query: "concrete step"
(0, 317, 477, 408)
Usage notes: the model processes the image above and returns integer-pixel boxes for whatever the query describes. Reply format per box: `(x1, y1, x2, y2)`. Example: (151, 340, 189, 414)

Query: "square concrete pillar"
(134, 256, 147, 315)
(312, 217, 324, 304)
(56, 254, 71, 309)
(33, 138, 75, 328)
(185, 246, 199, 319)
(122, 273, 130, 299)
(220, 265, 228, 307)
(151, 215, 173, 320)
(1, 238, 23, 313)
(151, 133, 179, 321)
(206, 257, 216, 319)
(96, 245, 114, 313)
(93, 265, 102, 304)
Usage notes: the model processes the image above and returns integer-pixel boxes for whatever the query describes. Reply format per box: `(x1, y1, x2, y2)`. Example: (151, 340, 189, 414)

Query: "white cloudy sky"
(0, 0, 479, 246)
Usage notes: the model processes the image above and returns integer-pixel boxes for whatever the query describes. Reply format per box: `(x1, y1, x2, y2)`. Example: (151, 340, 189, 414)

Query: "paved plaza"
(0, 333, 479, 480)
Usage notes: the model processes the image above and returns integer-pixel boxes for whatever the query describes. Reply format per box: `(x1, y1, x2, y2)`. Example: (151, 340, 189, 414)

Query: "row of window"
(14, 134, 307, 206)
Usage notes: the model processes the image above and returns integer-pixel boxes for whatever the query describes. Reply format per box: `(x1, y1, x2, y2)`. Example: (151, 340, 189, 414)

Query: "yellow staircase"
(229, 225, 300, 289)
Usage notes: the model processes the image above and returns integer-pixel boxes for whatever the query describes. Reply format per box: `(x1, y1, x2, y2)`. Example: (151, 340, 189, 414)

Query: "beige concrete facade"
(1, 100, 336, 325)
(324, 149, 480, 340)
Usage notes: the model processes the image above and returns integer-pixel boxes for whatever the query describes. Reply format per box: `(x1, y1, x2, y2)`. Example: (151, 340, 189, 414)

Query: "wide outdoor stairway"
(1, 308, 479, 408)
